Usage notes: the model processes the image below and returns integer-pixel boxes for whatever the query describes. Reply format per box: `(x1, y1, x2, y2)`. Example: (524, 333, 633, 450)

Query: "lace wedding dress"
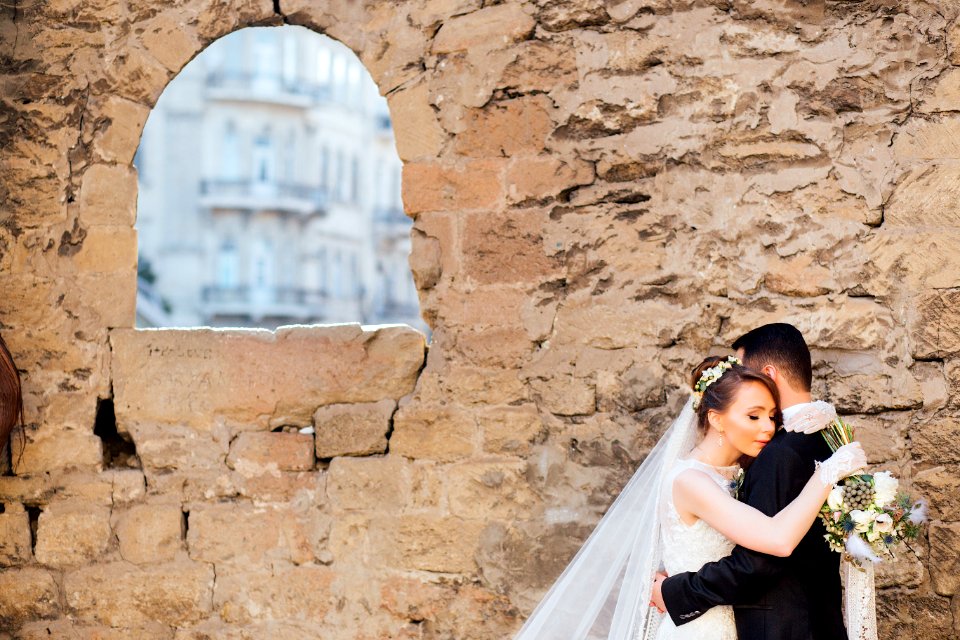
(654, 458, 739, 640)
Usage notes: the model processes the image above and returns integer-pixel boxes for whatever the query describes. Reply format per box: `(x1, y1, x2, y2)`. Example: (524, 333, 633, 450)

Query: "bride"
(514, 355, 866, 640)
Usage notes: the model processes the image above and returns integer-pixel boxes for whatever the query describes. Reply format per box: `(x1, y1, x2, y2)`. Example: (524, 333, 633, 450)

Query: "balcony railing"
(203, 285, 330, 306)
(206, 70, 333, 105)
(199, 179, 328, 215)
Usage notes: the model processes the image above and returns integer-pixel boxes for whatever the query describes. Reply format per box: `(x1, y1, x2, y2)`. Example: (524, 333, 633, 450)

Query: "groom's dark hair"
(732, 323, 812, 392)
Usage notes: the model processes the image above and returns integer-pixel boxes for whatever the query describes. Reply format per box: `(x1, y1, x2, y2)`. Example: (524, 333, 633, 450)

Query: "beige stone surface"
(327, 454, 408, 512)
(389, 402, 477, 461)
(186, 502, 327, 565)
(227, 431, 315, 472)
(372, 514, 485, 573)
(0, 568, 60, 628)
(928, 521, 960, 596)
(0, 503, 33, 566)
(64, 561, 214, 627)
(34, 500, 112, 567)
(1, 0, 957, 636)
(314, 399, 395, 458)
(111, 324, 425, 429)
(214, 565, 336, 625)
(432, 3, 535, 54)
(116, 503, 184, 564)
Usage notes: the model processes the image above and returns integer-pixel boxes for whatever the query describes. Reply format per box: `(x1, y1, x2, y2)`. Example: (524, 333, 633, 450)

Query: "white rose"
(850, 509, 873, 533)
(874, 512, 894, 534)
(872, 471, 899, 507)
(827, 486, 845, 511)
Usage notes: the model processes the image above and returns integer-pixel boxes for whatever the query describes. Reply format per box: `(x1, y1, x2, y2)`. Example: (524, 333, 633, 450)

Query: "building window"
(222, 122, 241, 180)
(253, 132, 274, 185)
(217, 241, 238, 288)
(320, 146, 330, 190)
(316, 48, 331, 84)
(335, 150, 346, 202)
(282, 35, 297, 88)
(351, 156, 360, 203)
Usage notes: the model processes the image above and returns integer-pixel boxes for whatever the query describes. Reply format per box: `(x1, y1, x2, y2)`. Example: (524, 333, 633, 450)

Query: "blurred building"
(135, 26, 423, 332)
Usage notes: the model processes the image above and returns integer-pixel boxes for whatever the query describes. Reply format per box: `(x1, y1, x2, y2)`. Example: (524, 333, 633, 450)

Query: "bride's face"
(710, 380, 777, 458)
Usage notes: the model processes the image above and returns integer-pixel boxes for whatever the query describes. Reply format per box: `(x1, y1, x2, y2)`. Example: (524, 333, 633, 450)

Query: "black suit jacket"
(661, 429, 847, 640)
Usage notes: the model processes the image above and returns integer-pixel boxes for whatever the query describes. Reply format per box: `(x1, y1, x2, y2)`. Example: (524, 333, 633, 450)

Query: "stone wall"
(0, 0, 959, 638)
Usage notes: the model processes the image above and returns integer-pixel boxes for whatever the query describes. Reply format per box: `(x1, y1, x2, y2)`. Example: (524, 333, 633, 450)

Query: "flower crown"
(692, 356, 743, 410)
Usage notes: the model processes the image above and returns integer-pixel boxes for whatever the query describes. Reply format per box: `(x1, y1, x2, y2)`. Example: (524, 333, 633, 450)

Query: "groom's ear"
(762, 364, 778, 381)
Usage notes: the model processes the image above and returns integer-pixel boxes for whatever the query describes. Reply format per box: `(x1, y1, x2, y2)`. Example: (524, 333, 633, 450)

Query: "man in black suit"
(652, 323, 848, 640)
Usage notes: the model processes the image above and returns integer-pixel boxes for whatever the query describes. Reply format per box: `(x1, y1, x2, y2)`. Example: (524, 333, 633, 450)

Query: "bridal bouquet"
(818, 418, 928, 566)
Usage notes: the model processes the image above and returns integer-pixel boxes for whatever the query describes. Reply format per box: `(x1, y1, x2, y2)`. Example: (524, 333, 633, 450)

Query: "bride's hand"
(650, 572, 667, 613)
(817, 442, 867, 486)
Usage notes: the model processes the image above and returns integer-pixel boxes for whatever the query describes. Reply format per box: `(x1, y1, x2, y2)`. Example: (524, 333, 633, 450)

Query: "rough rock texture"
(0, 0, 959, 638)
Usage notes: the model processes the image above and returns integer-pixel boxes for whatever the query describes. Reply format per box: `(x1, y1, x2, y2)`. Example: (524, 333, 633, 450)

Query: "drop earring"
(717, 433, 724, 448)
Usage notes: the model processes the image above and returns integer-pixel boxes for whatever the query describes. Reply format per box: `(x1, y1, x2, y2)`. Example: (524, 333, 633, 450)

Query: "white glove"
(816, 442, 867, 486)
(783, 401, 838, 434)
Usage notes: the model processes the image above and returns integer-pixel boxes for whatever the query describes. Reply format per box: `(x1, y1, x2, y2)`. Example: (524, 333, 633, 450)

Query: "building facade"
(135, 25, 422, 332)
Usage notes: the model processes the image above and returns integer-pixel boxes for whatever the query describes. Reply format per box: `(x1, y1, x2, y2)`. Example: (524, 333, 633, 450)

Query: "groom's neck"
(779, 388, 813, 411)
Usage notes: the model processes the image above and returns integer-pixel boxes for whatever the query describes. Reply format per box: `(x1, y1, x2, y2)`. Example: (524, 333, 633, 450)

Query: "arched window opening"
(134, 25, 424, 332)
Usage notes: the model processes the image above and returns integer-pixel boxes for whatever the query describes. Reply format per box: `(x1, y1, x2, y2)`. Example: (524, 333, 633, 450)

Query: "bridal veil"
(514, 399, 700, 640)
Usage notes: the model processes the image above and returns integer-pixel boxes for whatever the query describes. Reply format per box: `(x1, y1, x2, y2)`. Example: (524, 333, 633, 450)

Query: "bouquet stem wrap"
(842, 559, 877, 640)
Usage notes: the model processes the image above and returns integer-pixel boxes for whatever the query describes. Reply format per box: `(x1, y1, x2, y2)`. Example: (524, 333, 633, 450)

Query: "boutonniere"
(730, 468, 745, 500)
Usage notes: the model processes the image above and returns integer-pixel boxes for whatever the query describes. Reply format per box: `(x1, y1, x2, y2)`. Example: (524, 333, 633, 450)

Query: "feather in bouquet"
(819, 417, 928, 567)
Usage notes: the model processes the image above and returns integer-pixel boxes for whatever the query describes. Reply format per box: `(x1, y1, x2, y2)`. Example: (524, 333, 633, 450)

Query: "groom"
(652, 323, 848, 640)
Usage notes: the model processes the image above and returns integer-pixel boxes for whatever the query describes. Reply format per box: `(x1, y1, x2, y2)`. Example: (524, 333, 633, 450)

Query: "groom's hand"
(650, 571, 668, 613)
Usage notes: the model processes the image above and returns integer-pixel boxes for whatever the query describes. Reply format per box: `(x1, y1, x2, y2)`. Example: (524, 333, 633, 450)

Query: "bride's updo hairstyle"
(690, 355, 782, 434)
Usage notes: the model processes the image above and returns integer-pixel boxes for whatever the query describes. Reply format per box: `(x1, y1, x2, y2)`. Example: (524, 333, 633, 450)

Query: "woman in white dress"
(514, 355, 866, 640)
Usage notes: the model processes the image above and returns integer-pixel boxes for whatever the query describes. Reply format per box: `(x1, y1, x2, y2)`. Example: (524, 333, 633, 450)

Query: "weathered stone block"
(72, 225, 138, 274)
(0, 503, 33, 566)
(877, 591, 954, 639)
(386, 82, 446, 162)
(479, 405, 544, 456)
(389, 402, 476, 461)
(314, 399, 395, 458)
(91, 96, 151, 165)
(34, 501, 111, 567)
(64, 561, 213, 627)
(402, 159, 505, 214)
(506, 156, 594, 204)
(454, 95, 554, 158)
(885, 165, 960, 229)
(849, 413, 907, 464)
(327, 455, 408, 512)
(111, 324, 425, 430)
(214, 566, 336, 625)
(227, 431, 314, 472)
(912, 417, 960, 465)
(131, 423, 229, 472)
(461, 209, 561, 285)
(140, 13, 201, 73)
(929, 522, 960, 596)
(914, 465, 960, 521)
(0, 568, 60, 628)
(108, 469, 147, 503)
(12, 428, 103, 474)
(910, 289, 960, 359)
(186, 502, 325, 565)
(446, 460, 536, 520)
(233, 469, 324, 502)
(372, 514, 484, 573)
(79, 164, 138, 226)
(17, 620, 173, 640)
(432, 4, 535, 54)
(116, 503, 184, 564)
